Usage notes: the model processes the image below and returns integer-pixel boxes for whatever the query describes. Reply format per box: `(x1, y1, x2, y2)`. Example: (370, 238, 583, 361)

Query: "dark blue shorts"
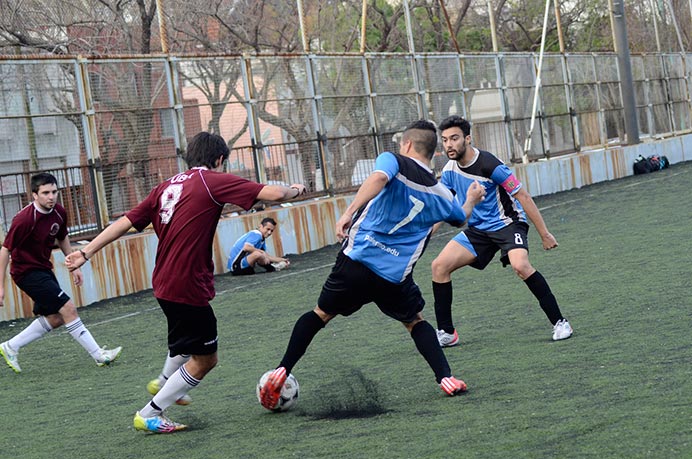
(157, 299, 218, 356)
(317, 251, 425, 323)
(15, 270, 70, 316)
(453, 222, 530, 269)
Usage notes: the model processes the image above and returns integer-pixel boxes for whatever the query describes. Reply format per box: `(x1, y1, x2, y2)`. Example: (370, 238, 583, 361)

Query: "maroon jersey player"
(0, 173, 122, 374)
(66, 132, 306, 433)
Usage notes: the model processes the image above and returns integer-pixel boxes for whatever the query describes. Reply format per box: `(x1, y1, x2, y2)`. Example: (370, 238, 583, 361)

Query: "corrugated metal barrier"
(1, 137, 690, 322)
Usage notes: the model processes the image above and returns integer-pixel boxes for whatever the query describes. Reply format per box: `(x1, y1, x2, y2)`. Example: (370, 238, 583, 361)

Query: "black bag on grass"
(633, 154, 669, 175)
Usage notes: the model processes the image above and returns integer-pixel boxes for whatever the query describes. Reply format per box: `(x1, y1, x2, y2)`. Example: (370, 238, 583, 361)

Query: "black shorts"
(157, 299, 218, 356)
(230, 254, 256, 276)
(15, 270, 70, 316)
(317, 251, 425, 323)
(457, 222, 530, 269)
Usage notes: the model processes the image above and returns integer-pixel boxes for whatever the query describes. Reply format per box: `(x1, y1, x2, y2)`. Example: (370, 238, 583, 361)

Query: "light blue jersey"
(343, 152, 468, 283)
(227, 229, 266, 270)
(440, 148, 526, 232)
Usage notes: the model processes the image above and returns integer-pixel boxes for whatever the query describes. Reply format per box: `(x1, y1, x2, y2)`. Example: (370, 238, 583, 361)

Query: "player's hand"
(65, 250, 87, 271)
(336, 213, 352, 242)
(466, 180, 486, 205)
(289, 184, 307, 197)
(541, 232, 558, 250)
(72, 268, 84, 286)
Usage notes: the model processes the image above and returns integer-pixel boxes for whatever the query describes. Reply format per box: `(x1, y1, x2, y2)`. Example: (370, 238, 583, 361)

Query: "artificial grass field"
(0, 162, 690, 458)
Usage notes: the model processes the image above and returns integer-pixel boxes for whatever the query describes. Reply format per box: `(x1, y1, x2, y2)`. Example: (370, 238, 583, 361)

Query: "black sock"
(410, 321, 452, 383)
(278, 311, 325, 374)
(524, 271, 563, 325)
(432, 281, 454, 334)
(260, 263, 276, 272)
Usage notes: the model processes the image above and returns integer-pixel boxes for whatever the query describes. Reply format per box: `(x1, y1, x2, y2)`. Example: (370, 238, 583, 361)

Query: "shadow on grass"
(305, 368, 390, 420)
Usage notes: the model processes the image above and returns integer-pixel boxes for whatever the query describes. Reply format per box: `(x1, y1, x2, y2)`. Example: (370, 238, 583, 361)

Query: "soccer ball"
(256, 370, 299, 412)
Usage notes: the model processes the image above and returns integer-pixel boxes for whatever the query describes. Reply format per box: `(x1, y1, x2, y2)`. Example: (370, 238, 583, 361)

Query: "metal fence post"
(362, 55, 380, 156)
(75, 58, 109, 231)
(533, 52, 551, 158)
(241, 55, 265, 183)
(495, 54, 516, 161)
(305, 55, 331, 192)
(563, 54, 582, 151)
(165, 56, 187, 173)
(412, 55, 427, 120)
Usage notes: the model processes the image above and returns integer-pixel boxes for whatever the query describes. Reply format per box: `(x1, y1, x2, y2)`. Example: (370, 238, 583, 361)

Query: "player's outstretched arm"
(336, 172, 388, 241)
(58, 236, 83, 286)
(65, 216, 135, 270)
(257, 184, 306, 202)
(514, 188, 558, 250)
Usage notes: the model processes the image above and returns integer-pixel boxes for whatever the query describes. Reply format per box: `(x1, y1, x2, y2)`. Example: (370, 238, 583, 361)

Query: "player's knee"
(403, 316, 423, 333)
(58, 302, 78, 322)
(313, 306, 334, 324)
(45, 314, 65, 329)
(431, 257, 450, 279)
(512, 263, 534, 280)
(189, 354, 218, 377)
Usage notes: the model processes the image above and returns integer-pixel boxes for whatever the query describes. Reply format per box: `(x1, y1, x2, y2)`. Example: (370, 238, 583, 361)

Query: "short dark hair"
(185, 132, 230, 169)
(401, 119, 438, 160)
(260, 217, 277, 226)
(30, 172, 58, 194)
(439, 115, 471, 137)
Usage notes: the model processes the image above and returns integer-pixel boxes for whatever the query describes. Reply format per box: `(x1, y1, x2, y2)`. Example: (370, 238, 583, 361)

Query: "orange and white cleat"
(437, 329, 460, 347)
(440, 376, 467, 396)
(259, 366, 288, 410)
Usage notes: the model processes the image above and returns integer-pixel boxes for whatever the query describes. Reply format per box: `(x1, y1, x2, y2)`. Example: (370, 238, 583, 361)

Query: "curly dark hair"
(438, 115, 471, 137)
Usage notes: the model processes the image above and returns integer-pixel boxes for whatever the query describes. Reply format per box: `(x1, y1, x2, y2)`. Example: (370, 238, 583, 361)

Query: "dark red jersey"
(3, 202, 68, 282)
(126, 168, 265, 306)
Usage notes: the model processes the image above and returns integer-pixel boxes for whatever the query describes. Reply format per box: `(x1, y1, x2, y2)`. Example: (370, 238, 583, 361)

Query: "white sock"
(158, 352, 190, 381)
(141, 365, 200, 416)
(65, 318, 101, 359)
(8, 317, 52, 350)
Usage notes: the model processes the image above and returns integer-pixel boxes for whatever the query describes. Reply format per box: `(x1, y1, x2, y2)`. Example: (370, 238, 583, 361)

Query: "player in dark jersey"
(0, 173, 122, 374)
(65, 132, 306, 433)
(258, 120, 486, 411)
(227, 217, 290, 275)
(432, 115, 572, 347)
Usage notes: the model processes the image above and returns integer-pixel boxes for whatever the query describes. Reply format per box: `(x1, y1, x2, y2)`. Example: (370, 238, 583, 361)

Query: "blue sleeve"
(245, 232, 264, 249)
(373, 152, 399, 181)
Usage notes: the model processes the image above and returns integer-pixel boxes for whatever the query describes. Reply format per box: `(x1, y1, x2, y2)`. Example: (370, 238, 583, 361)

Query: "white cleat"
(95, 346, 123, 366)
(552, 319, 573, 341)
(271, 261, 289, 271)
(0, 341, 21, 373)
(436, 329, 460, 347)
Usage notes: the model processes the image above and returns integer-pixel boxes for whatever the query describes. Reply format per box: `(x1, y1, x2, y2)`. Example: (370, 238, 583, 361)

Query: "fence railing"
(1, 51, 691, 237)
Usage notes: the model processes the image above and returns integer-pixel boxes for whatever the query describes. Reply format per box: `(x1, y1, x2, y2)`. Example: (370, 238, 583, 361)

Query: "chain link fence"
(1, 52, 691, 238)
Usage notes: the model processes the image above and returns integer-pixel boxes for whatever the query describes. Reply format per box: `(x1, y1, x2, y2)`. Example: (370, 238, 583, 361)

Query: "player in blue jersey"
(431, 115, 572, 346)
(227, 217, 290, 275)
(258, 120, 486, 410)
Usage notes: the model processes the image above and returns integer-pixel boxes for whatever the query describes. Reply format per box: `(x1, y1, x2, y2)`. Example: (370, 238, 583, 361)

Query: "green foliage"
(1, 162, 691, 458)
(458, 29, 492, 52)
